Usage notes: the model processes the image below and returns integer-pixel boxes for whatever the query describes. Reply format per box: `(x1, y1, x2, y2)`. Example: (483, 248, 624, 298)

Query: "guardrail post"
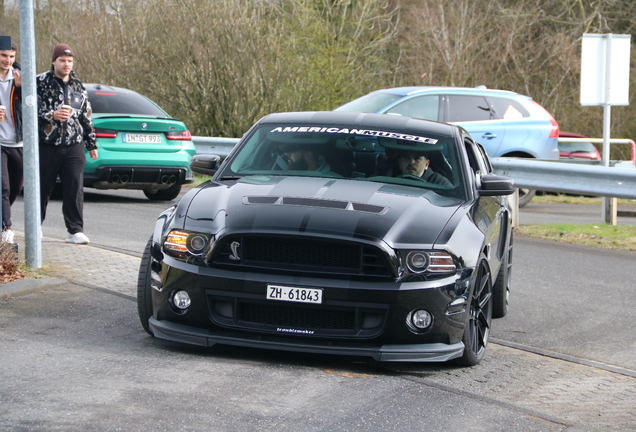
(604, 197, 618, 225)
(509, 188, 519, 229)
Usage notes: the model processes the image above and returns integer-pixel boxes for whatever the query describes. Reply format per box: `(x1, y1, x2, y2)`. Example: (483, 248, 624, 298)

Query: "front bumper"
(149, 317, 465, 362)
(148, 255, 474, 362)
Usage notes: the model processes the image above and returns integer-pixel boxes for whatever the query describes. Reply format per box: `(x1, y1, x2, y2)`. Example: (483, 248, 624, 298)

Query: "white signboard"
(580, 34, 631, 106)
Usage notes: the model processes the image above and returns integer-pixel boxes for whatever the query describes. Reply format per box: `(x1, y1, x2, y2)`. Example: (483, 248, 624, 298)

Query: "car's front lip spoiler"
(149, 318, 464, 363)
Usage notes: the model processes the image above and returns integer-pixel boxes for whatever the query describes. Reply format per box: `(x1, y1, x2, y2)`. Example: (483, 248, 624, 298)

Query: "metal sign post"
(580, 33, 631, 225)
(19, 0, 42, 268)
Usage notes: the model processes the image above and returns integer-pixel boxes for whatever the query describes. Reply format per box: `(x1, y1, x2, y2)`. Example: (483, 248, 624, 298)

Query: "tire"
(455, 257, 493, 366)
(493, 232, 513, 319)
(143, 183, 182, 201)
(517, 188, 535, 208)
(137, 237, 155, 336)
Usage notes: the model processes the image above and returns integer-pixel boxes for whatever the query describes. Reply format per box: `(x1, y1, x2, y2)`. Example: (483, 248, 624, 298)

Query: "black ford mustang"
(138, 111, 515, 366)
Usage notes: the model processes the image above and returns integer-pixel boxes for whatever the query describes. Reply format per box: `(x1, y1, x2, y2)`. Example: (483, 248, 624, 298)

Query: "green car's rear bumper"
(83, 144, 196, 191)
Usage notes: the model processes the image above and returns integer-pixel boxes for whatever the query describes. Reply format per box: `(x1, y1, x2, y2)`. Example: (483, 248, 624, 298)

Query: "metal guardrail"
(491, 158, 636, 199)
(191, 136, 636, 200)
(557, 137, 636, 169)
(192, 136, 239, 157)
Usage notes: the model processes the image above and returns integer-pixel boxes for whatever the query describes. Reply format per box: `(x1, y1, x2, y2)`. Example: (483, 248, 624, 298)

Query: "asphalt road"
(4, 189, 636, 431)
(9, 190, 636, 372)
(0, 285, 565, 432)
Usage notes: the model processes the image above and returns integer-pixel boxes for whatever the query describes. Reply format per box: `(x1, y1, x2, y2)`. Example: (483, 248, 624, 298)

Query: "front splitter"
(149, 318, 464, 362)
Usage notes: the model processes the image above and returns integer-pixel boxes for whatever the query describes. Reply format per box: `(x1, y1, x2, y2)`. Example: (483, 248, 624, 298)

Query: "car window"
(447, 95, 492, 122)
(88, 90, 168, 117)
(333, 92, 402, 113)
(385, 95, 440, 121)
(488, 96, 530, 120)
(221, 123, 468, 199)
(475, 142, 493, 173)
(558, 141, 597, 153)
(464, 138, 487, 175)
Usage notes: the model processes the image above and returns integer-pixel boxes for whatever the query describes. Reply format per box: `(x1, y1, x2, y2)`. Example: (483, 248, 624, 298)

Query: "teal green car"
(85, 84, 196, 200)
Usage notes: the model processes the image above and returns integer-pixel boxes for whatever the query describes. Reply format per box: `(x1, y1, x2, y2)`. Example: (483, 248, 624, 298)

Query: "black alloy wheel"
(137, 237, 155, 336)
(455, 258, 493, 366)
(493, 231, 513, 318)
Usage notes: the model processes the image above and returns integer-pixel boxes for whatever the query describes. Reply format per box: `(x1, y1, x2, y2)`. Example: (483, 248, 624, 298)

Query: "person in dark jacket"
(37, 44, 98, 244)
(0, 39, 23, 244)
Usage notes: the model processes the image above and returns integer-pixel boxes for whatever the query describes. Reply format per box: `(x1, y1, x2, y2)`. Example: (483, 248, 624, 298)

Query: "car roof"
(85, 83, 140, 95)
(371, 86, 523, 98)
(258, 111, 461, 138)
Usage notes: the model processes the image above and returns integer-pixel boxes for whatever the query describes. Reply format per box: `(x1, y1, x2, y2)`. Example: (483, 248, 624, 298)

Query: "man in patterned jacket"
(37, 44, 98, 244)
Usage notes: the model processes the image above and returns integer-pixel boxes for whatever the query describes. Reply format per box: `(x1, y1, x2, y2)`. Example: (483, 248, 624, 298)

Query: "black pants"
(39, 144, 86, 234)
(1, 146, 24, 230)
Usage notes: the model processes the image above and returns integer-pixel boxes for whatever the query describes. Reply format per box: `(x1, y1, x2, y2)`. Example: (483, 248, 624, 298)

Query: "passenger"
(275, 143, 335, 175)
(285, 147, 330, 173)
(397, 150, 452, 187)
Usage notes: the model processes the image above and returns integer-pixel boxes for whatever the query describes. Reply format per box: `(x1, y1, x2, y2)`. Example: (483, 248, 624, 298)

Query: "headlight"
(406, 251, 429, 273)
(403, 250, 456, 276)
(164, 230, 213, 260)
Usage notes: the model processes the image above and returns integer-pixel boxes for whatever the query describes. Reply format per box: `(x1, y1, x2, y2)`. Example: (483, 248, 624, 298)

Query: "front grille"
(212, 236, 392, 277)
(208, 293, 389, 339)
(238, 302, 355, 329)
(245, 238, 359, 269)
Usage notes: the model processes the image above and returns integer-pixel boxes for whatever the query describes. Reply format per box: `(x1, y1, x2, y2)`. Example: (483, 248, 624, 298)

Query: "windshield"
(333, 92, 402, 113)
(219, 123, 467, 199)
(88, 89, 168, 117)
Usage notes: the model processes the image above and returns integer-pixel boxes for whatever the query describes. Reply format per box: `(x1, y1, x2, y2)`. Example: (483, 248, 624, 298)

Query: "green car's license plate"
(122, 133, 162, 143)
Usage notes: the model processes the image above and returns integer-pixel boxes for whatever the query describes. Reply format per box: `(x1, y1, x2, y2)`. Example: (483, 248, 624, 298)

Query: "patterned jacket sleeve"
(79, 85, 97, 151)
(36, 74, 56, 127)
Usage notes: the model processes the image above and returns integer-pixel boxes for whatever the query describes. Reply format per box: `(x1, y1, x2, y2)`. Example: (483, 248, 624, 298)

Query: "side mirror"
(191, 154, 221, 176)
(478, 174, 515, 196)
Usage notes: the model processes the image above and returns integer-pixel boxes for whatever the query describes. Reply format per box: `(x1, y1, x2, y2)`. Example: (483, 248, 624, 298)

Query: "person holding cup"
(0, 38, 23, 245)
(37, 43, 98, 245)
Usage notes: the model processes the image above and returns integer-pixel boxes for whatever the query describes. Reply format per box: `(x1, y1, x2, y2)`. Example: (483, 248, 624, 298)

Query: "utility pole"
(19, 0, 42, 268)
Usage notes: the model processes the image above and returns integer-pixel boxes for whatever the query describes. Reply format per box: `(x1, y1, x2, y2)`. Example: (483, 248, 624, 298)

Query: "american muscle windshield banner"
(269, 126, 439, 145)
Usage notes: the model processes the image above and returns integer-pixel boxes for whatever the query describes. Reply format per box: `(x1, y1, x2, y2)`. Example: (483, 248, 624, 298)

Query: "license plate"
(267, 285, 323, 304)
(122, 133, 162, 143)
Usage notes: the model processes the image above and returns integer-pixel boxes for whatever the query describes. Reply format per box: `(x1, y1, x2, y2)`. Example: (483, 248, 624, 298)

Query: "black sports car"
(138, 111, 515, 366)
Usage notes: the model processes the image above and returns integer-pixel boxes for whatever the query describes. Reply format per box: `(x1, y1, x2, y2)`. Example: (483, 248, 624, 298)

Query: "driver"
(397, 151, 452, 187)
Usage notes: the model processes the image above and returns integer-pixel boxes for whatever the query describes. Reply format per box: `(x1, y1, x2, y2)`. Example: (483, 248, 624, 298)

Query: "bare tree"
(18, 0, 636, 141)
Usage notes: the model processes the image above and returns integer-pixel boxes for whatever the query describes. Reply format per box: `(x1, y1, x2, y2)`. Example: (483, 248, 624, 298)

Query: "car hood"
(181, 176, 467, 248)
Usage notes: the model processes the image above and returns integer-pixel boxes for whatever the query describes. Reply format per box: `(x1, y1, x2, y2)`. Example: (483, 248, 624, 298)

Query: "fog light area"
(406, 309, 433, 333)
(173, 291, 192, 310)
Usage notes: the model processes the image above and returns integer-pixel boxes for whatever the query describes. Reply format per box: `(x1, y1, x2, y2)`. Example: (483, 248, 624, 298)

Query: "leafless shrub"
(0, 242, 23, 284)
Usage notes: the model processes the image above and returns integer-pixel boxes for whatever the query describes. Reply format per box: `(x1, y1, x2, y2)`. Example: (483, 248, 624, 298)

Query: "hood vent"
(244, 196, 386, 214)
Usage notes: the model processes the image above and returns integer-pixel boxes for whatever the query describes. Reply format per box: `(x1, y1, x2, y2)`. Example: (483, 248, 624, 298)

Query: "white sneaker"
(66, 232, 90, 244)
(2, 229, 15, 244)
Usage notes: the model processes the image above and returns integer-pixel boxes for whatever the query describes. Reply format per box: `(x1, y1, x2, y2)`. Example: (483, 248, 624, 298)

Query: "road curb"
(0, 277, 68, 301)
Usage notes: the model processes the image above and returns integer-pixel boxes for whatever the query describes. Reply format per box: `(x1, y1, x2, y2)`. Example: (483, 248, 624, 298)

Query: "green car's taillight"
(166, 130, 192, 141)
(94, 128, 117, 138)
